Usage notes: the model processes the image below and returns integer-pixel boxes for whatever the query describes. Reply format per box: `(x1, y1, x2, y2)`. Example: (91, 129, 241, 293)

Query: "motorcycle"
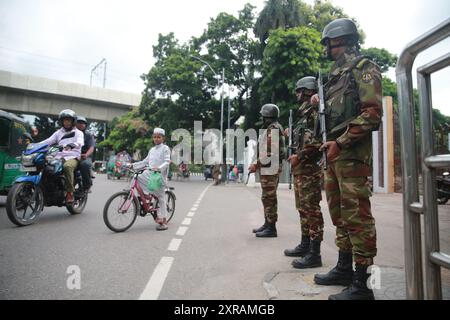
(6, 142, 88, 226)
(436, 171, 450, 205)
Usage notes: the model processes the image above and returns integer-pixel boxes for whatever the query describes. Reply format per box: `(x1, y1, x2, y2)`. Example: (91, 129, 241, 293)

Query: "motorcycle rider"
(76, 116, 96, 193)
(39, 109, 84, 204)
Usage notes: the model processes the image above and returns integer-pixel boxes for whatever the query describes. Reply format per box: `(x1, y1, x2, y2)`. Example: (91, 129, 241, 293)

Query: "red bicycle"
(103, 168, 176, 233)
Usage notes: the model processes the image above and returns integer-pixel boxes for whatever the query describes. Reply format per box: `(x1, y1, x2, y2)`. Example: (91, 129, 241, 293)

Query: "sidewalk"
(237, 182, 450, 300)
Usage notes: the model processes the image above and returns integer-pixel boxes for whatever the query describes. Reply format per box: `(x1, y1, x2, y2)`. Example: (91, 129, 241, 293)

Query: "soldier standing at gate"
(249, 104, 286, 238)
(311, 18, 382, 300)
(284, 76, 324, 269)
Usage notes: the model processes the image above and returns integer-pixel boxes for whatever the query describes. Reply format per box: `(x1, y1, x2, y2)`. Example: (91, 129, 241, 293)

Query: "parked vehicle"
(436, 171, 450, 205)
(204, 166, 212, 180)
(0, 110, 30, 195)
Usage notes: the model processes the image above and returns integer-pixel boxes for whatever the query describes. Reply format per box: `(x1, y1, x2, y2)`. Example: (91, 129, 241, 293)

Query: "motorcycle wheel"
(6, 182, 44, 226)
(67, 181, 88, 215)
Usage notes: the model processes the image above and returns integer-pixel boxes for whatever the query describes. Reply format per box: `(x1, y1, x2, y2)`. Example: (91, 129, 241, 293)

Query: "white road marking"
(182, 218, 192, 225)
(187, 211, 196, 217)
(176, 226, 188, 236)
(168, 238, 183, 251)
(139, 185, 211, 300)
(139, 256, 174, 300)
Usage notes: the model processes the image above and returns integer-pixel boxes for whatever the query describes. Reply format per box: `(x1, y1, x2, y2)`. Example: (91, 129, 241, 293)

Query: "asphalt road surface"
(1, 174, 449, 300)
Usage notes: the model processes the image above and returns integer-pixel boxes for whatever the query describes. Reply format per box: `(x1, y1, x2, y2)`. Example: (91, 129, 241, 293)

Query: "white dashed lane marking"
(168, 238, 183, 252)
(138, 184, 211, 300)
(182, 218, 192, 225)
(176, 226, 188, 236)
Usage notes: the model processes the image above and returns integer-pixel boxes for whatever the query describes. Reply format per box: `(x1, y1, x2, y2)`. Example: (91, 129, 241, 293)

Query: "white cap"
(153, 128, 165, 136)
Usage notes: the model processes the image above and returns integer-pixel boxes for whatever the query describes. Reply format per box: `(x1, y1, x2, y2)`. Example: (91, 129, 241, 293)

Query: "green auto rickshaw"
(0, 110, 31, 195)
(106, 155, 116, 180)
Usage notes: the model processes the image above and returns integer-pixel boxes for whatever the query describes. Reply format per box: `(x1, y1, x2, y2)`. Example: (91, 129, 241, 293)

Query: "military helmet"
(321, 18, 359, 45)
(295, 76, 317, 91)
(260, 104, 280, 118)
(76, 116, 88, 124)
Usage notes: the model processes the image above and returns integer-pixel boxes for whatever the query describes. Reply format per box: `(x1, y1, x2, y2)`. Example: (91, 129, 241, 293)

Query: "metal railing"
(396, 18, 450, 300)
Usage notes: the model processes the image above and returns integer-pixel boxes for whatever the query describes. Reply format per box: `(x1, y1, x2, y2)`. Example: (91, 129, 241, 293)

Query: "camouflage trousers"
(325, 160, 377, 266)
(294, 171, 324, 241)
(260, 173, 280, 223)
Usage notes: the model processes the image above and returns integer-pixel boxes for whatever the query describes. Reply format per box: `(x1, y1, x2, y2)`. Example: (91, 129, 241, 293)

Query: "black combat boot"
(284, 236, 310, 257)
(314, 250, 353, 286)
(252, 218, 269, 233)
(292, 239, 322, 269)
(328, 264, 375, 300)
(255, 223, 277, 238)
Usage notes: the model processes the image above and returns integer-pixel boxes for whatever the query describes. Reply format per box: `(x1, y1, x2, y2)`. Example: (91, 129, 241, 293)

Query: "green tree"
(33, 115, 57, 141)
(361, 47, 397, 73)
(254, 0, 304, 44)
(140, 32, 221, 134)
(194, 4, 259, 125)
(305, 0, 365, 43)
(98, 109, 150, 155)
(259, 26, 323, 121)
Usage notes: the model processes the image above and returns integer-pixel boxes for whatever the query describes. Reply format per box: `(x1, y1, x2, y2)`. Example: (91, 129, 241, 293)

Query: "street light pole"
(220, 67, 225, 182)
(226, 84, 232, 183)
(189, 55, 226, 178)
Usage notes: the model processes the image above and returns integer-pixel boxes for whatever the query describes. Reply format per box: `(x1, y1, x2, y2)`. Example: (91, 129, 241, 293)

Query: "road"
(0, 174, 449, 300)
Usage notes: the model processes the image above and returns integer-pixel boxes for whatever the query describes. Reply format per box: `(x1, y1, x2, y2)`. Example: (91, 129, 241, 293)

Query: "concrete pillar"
(372, 96, 395, 193)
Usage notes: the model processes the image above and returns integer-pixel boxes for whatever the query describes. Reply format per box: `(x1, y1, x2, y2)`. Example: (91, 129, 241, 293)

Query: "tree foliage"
(103, 0, 449, 158)
(361, 47, 397, 73)
(254, 0, 304, 44)
(259, 26, 323, 117)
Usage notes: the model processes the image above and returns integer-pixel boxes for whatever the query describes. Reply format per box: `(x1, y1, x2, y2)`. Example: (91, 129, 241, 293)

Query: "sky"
(0, 0, 449, 113)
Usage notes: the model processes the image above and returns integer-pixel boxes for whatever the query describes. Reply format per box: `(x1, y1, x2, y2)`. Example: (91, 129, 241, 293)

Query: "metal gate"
(396, 18, 450, 300)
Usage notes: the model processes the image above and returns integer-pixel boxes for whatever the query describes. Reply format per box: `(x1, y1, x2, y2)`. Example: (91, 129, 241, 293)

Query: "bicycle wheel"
(103, 191, 138, 232)
(165, 190, 176, 222)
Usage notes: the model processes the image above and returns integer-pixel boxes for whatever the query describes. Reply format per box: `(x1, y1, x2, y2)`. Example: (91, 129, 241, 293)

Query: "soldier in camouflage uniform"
(311, 18, 382, 300)
(249, 104, 286, 238)
(284, 76, 324, 269)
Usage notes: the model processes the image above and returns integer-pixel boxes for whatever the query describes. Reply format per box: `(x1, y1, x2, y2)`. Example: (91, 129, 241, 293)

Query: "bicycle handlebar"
(126, 166, 160, 175)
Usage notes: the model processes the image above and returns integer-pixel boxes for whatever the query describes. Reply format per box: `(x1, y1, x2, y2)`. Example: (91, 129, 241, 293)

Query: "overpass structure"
(0, 70, 141, 122)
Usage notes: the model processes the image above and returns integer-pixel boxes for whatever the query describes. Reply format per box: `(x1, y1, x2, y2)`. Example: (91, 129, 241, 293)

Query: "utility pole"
(90, 58, 107, 88)
(189, 55, 226, 180)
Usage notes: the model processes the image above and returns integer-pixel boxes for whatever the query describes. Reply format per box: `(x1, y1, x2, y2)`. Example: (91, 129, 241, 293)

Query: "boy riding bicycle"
(131, 128, 171, 231)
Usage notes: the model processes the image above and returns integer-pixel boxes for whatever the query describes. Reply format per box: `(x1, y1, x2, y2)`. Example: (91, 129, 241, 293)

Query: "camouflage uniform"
(292, 101, 324, 241)
(324, 48, 382, 266)
(258, 121, 285, 224)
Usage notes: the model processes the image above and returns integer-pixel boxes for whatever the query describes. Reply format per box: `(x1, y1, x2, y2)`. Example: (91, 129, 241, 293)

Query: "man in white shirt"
(39, 109, 84, 204)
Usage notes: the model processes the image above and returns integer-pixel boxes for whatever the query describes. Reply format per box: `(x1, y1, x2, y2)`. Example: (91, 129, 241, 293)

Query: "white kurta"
(39, 127, 84, 160)
(132, 143, 171, 218)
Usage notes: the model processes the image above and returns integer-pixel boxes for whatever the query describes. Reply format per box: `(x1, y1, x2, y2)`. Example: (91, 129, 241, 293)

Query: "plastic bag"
(147, 171, 163, 191)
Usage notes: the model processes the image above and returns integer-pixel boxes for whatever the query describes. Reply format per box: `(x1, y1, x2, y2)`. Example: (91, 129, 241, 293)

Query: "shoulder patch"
(362, 72, 373, 83)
